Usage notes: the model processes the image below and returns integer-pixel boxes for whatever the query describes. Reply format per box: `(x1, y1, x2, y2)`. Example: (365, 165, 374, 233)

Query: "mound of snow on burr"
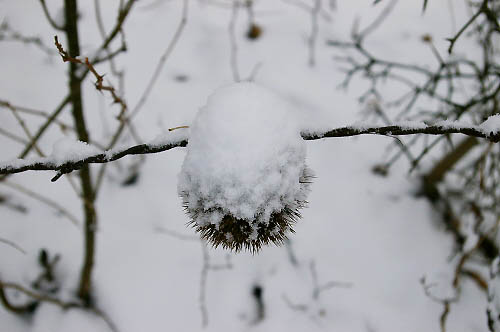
(178, 82, 308, 228)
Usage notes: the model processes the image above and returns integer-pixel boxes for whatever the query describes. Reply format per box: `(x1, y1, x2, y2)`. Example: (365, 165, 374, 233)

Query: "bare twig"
(94, 0, 126, 92)
(446, 0, 487, 54)
(199, 241, 232, 327)
(5, 103, 44, 157)
(39, 0, 65, 31)
(129, 0, 189, 118)
(0, 280, 79, 309)
(199, 242, 210, 328)
(13, 94, 71, 164)
(90, 0, 187, 194)
(55, 36, 128, 116)
(1, 180, 81, 226)
(229, 0, 241, 82)
(154, 225, 198, 241)
(92, 0, 137, 62)
(308, 0, 321, 67)
(0, 279, 119, 332)
(310, 260, 351, 300)
(0, 237, 26, 254)
(0, 127, 28, 145)
(2, 0, 136, 174)
(0, 21, 56, 56)
(357, 0, 397, 40)
(0, 100, 74, 134)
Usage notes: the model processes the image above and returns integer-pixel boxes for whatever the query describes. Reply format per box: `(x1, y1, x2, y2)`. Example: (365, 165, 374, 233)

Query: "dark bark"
(64, 0, 96, 306)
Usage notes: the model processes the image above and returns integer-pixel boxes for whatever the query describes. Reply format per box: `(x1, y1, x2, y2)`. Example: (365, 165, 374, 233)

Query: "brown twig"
(168, 125, 189, 131)
(2, 0, 135, 175)
(55, 36, 128, 116)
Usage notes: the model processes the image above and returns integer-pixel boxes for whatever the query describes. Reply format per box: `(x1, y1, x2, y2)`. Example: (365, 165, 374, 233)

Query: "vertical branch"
(229, 1, 241, 82)
(199, 242, 209, 328)
(64, 0, 97, 306)
(308, 0, 320, 67)
(7, 106, 45, 157)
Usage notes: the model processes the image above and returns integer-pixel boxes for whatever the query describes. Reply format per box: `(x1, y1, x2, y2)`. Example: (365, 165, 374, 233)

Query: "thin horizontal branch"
(302, 123, 500, 141)
(0, 280, 80, 310)
(1, 181, 81, 226)
(0, 123, 499, 180)
(0, 137, 188, 181)
(0, 237, 26, 254)
(0, 279, 119, 332)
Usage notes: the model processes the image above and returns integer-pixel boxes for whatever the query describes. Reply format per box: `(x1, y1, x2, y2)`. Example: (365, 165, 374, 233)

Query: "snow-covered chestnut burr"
(178, 82, 312, 251)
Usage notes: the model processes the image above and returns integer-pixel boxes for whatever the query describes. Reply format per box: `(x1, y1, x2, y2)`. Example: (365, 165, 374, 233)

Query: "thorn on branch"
(54, 36, 127, 115)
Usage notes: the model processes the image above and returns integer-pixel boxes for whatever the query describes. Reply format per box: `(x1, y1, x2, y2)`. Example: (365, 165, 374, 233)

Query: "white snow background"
(0, 1, 488, 331)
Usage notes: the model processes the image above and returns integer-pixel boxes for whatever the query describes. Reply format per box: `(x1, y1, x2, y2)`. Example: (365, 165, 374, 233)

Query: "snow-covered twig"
(1, 122, 500, 181)
(301, 122, 500, 141)
(0, 135, 188, 181)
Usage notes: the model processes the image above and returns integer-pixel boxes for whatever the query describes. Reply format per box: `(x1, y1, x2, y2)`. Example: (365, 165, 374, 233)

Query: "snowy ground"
(0, 1, 488, 331)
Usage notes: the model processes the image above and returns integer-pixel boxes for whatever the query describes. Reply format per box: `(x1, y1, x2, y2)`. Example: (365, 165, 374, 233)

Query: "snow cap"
(178, 82, 312, 251)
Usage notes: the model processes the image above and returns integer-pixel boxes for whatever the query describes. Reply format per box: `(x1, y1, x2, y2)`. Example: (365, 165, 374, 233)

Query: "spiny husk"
(181, 168, 314, 252)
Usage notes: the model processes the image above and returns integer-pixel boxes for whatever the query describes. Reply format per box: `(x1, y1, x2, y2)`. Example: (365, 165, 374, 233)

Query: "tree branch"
(0, 279, 119, 332)
(0, 237, 26, 254)
(0, 136, 188, 181)
(1, 122, 499, 180)
(39, 0, 65, 31)
(302, 123, 500, 141)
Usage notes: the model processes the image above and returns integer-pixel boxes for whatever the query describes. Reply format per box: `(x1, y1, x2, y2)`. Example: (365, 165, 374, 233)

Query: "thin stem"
(1, 180, 81, 226)
(39, 0, 65, 31)
(446, 0, 486, 53)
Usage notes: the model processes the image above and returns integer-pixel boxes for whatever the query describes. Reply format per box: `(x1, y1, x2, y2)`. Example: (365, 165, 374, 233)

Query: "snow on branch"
(1, 118, 500, 181)
(302, 120, 500, 141)
(0, 133, 188, 182)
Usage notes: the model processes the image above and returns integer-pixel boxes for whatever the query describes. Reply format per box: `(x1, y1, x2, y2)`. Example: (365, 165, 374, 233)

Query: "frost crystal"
(178, 82, 312, 251)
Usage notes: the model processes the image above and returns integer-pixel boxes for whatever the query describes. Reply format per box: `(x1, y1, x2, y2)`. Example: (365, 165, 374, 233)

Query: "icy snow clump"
(178, 82, 311, 251)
